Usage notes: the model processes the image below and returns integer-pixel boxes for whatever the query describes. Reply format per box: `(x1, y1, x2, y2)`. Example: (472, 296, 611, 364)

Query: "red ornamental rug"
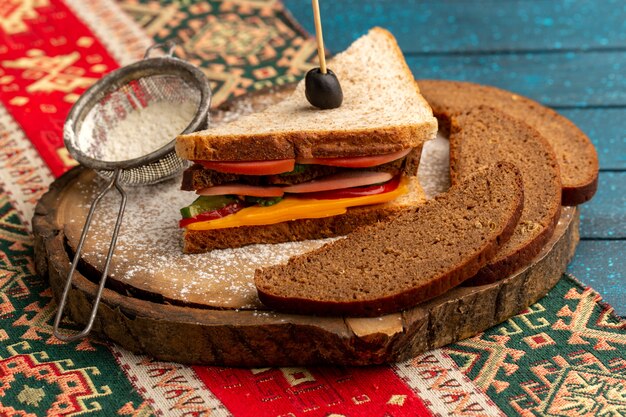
(1, 1, 625, 416)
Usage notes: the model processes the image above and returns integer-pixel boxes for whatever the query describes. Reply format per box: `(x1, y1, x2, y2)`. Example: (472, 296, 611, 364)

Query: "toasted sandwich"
(175, 27, 438, 253)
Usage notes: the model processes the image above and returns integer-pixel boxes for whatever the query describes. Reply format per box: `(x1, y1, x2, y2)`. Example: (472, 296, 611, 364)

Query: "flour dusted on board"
(81, 100, 197, 162)
(71, 176, 334, 309)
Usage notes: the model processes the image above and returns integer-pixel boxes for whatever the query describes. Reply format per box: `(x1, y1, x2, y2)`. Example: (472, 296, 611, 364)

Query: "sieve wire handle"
(53, 169, 127, 342)
(144, 41, 177, 59)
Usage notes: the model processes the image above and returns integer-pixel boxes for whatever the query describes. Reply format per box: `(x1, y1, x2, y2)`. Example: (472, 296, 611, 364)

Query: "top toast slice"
(176, 27, 438, 162)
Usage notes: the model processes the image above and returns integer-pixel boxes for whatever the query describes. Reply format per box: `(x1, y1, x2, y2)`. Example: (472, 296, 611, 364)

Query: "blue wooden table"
(284, 0, 626, 315)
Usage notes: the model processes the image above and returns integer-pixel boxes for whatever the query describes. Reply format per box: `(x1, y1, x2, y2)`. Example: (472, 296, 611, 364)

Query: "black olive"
(305, 68, 343, 109)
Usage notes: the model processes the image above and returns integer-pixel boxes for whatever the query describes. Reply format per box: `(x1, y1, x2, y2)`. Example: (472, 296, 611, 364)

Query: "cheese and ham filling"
(180, 149, 413, 228)
(186, 176, 408, 230)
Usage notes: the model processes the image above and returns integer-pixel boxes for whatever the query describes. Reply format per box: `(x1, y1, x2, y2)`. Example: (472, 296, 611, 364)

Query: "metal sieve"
(55, 42, 211, 341)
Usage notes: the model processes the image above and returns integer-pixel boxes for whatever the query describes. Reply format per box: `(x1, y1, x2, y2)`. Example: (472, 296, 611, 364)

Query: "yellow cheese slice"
(186, 177, 409, 231)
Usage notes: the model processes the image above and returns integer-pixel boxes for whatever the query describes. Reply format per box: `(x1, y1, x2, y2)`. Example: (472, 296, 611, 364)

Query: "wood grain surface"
(569, 241, 626, 307)
(404, 52, 625, 106)
(31, 81, 583, 365)
(284, 0, 626, 53)
(32, 166, 579, 366)
(578, 173, 626, 239)
(557, 108, 625, 170)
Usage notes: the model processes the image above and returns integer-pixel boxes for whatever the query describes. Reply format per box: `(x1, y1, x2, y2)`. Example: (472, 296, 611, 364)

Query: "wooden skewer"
(312, 0, 327, 74)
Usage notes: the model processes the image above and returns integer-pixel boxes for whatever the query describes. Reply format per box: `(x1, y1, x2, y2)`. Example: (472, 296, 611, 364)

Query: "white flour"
(70, 176, 334, 309)
(80, 100, 197, 162)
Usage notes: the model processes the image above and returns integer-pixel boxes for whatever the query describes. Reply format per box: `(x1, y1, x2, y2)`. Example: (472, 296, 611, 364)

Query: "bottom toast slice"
(254, 162, 524, 317)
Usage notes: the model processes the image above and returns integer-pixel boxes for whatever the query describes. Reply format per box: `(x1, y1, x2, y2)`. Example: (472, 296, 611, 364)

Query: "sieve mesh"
(68, 73, 202, 185)
(102, 150, 189, 185)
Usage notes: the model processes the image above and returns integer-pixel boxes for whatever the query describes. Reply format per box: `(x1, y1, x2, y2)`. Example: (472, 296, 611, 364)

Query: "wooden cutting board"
(32, 87, 580, 366)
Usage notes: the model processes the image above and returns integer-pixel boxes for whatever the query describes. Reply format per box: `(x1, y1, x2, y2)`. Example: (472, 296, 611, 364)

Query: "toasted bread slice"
(450, 107, 562, 285)
(419, 80, 598, 205)
(254, 163, 524, 317)
(183, 175, 426, 253)
(176, 27, 438, 161)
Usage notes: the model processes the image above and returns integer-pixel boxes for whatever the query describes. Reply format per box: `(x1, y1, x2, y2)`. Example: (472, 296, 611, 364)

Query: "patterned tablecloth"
(1, 1, 625, 416)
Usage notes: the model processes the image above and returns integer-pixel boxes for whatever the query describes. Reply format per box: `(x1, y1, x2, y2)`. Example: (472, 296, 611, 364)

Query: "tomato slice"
(196, 159, 295, 175)
(295, 175, 401, 200)
(195, 148, 413, 175)
(297, 148, 412, 168)
(179, 202, 246, 228)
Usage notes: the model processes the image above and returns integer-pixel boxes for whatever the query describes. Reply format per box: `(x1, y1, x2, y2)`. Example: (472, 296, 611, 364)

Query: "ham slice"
(197, 171, 394, 197)
(283, 171, 393, 193)
(197, 184, 284, 197)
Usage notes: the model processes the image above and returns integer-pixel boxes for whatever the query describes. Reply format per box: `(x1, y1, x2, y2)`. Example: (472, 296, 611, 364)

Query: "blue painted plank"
(557, 108, 626, 170)
(405, 51, 626, 106)
(284, 0, 626, 53)
(567, 240, 625, 316)
(579, 172, 626, 239)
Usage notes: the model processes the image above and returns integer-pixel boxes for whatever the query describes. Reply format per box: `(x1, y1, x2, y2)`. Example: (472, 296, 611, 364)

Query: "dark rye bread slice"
(254, 163, 524, 317)
(418, 79, 598, 205)
(183, 176, 426, 253)
(176, 28, 437, 162)
(450, 107, 562, 285)
(180, 152, 419, 190)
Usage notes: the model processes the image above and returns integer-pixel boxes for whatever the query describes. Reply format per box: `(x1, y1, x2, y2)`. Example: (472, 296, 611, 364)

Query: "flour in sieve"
(82, 100, 197, 162)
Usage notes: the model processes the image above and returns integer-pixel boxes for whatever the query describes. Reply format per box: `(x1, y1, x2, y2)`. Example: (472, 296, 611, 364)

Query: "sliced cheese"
(186, 177, 409, 231)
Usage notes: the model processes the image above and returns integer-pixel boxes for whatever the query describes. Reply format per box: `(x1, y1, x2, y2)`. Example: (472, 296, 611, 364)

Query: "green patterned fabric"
(118, 0, 318, 106)
(0, 194, 156, 416)
(446, 277, 626, 416)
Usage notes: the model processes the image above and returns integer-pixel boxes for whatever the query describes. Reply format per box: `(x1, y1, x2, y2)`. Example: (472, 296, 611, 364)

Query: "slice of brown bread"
(183, 175, 426, 253)
(176, 27, 438, 162)
(418, 79, 598, 205)
(449, 106, 562, 285)
(254, 162, 524, 317)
